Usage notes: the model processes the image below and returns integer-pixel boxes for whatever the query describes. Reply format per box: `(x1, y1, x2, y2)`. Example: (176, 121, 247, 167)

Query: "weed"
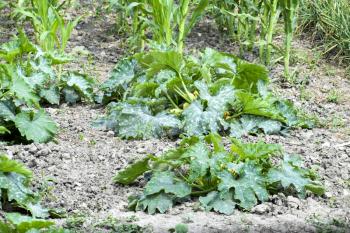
(326, 89, 340, 104)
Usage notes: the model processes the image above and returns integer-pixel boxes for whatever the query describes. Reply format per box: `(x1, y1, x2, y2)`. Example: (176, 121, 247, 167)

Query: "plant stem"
(266, 0, 280, 65)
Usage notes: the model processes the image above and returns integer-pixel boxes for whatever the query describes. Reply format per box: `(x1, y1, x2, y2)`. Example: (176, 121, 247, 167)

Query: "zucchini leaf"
(14, 109, 58, 143)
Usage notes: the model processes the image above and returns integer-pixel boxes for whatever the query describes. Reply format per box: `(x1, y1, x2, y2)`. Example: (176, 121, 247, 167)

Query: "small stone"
(6, 150, 13, 159)
(20, 151, 30, 158)
(287, 196, 301, 209)
(61, 153, 71, 160)
(325, 191, 333, 198)
(107, 131, 115, 137)
(36, 148, 51, 157)
(28, 159, 37, 168)
(252, 203, 270, 214)
(28, 145, 38, 154)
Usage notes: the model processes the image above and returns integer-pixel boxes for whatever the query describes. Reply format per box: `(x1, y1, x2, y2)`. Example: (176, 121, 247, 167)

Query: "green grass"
(298, 0, 350, 64)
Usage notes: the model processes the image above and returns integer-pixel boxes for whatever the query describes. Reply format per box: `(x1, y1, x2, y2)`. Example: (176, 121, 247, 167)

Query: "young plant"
(281, 0, 299, 78)
(95, 48, 312, 139)
(13, 0, 81, 55)
(0, 30, 95, 143)
(114, 134, 324, 214)
(0, 154, 69, 232)
(110, 0, 209, 52)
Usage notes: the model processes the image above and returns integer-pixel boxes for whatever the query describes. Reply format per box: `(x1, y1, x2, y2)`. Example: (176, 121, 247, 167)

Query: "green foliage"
(13, 0, 81, 54)
(97, 48, 310, 139)
(299, 0, 350, 63)
(210, 0, 300, 77)
(0, 154, 49, 218)
(0, 155, 69, 232)
(108, 0, 209, 51)
(115, 134, 324, 215)
(0, 30, 95, 143)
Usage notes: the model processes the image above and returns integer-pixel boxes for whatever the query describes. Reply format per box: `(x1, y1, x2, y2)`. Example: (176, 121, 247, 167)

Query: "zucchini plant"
(95, 48, 312, 139)
(115, 134, 324, 215)
(0, 30, 95, 143)
(0, 154, 69, 232)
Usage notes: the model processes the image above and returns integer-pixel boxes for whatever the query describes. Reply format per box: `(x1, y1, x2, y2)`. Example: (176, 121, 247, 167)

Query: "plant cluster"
(115, 134, 324, 215)
(95, 47, 311, 139)
(0, 1, 94, 143)
(0, 154, 69, 232)
(298, 0, 350, 64)
(210, 0, 300, 77)
(108, 0, 209, 51)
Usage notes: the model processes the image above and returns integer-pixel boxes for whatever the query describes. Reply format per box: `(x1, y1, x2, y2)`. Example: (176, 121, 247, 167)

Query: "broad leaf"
(199, 191, 236, 215)
(181, 141, 211, 182)
(0, 100, 16, 121)
(218, 162, 269, 210)
(99, 59, 138, 103)
(230, 115, 282, 138)
(0, 172, 33, 204)
(14, 109, 57, 143)
(235, 92, 282, 120)
(11, 71, 40, 106)
(40, 86, 60, 105)
(96, 103, 181, 139)
(182, 82, 235, 135)
(136, 192, 174, 215)
(0, 155, 32, 178)
(267, 155, 325, 197)
(114, 157, 151, 185)
(63, 73, 95, 102)
(231, 139, 281, 161)
(6, 213, 54, 232)
(234, 62, 269, 93)
(144, 171, 191, 198)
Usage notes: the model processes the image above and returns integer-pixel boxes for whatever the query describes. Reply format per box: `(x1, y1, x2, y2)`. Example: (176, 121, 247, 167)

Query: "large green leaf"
(144, 171, 191, 198)
(230, 115, 282, 138)
(230, 139, 281, 161)
(135, 192, 174, 215)
(63, 73, 95, 102)
(14, 109, 57, 143)
(234, 62, 269, 93)
(218, 162, 269, 210)
(135, 50, 183, 76)
(267, 155, 325, 197)
(99, 59, 138, 103)
(0, 100, 16, 121)
(96, 103, 181, 139)
(6, 213, 54, 233)
(0, 155, 32, 178)
(0, 172, 33, 204)
(40, 85, 60, 105)
(114, 157, 151, 185)
(0, 30, 36, 62)
(11, 70, 40, 106)
(181, 141, 211, 182)
(235, 92, 282, 120)
(199, 190, 236, 215)
(182, 82, 235, 135)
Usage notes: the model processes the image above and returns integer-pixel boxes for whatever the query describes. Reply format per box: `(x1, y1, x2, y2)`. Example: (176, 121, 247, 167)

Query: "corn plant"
(281, 0, 299, 78)
(211, 0, 300, 78)
(110, 0, 208, 52)
(13, 0, 81, 54)
(298, 0, 350, 64)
